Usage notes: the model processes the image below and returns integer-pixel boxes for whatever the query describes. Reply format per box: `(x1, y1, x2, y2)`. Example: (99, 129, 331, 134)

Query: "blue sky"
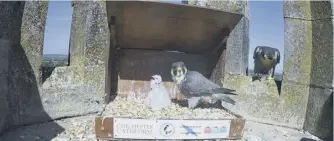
(43, 1, 284, 73)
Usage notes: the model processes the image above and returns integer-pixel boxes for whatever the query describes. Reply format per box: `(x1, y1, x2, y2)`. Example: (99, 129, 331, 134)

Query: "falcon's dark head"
(253, 46, 280, 63)
(171, 61, 187, 84)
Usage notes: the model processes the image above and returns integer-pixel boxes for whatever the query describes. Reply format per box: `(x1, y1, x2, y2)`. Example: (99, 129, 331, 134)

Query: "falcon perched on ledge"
(253, 46, 281, 80)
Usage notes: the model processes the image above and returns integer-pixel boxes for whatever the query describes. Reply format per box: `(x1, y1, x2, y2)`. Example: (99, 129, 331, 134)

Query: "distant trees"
(42, 57, 68, 67)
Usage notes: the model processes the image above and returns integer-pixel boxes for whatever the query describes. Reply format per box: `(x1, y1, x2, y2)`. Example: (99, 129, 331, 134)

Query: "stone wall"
(219, 1, 333, 140)
(282, 1, 333, 139)
(0, 1, 109, 134)
(0, 40, 10, 133)
(285, 1, 333, 139)
(40, 1, 108, 120)
(0, 1, 53, 133)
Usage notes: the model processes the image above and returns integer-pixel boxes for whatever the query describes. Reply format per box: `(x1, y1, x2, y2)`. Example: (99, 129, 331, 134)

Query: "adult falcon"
(170, 62, 236, 109)
(253, 46, 281, 80)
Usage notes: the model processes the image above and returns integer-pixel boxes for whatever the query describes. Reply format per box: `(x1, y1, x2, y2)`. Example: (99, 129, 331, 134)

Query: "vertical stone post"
(304, 1, 333, 140)
(0, 1, 25, 133)
(282, 1, 333, 139)
(224, 1, 250, 76)
(281, 1, 313, 128)
(70, 1, 110, 103)
(0, 1, 49, 132)
(69, 1, 87, 83)
(21, 1, 49, 86)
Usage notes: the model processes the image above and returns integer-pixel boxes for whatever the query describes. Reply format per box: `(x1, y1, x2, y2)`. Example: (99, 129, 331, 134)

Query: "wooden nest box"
(105, 1, 243, 100)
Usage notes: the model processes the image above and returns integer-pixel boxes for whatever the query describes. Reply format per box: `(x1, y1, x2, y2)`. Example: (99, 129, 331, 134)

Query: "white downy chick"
(144, 75, 172, 111)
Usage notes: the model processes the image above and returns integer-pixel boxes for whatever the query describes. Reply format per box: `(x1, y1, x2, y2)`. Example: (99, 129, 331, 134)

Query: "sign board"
(95, 117, 245, 140)
(112, 118, 156, 139)
(155, 119, 231, 139)
(112, 118, 231, 139)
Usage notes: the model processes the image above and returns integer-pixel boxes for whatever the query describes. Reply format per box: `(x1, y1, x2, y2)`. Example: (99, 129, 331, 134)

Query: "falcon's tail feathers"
(223, 96, 236, 105)
(212, 88, 237, 95)
(215, 95, 236, 105)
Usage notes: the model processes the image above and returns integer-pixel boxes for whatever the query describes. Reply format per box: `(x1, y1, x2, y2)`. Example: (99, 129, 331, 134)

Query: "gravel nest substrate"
(102, 96, 236, 119)
(51, 116, 97, 141)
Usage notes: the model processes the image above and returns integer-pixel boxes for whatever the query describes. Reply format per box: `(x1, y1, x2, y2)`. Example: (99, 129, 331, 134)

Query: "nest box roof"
(106, 1, 243, 54)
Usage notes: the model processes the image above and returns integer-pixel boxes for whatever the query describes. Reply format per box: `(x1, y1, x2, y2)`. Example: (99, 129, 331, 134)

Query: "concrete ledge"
(40, 66, 105, 120)
(222, 74, 307, 129)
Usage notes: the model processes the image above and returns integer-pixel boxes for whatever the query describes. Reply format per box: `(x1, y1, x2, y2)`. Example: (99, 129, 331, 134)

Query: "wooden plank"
(106, 1, 243, 54)
(229, 118, 246, 139)
(95, 116, 246, 140)
(95, 116, 113, 140)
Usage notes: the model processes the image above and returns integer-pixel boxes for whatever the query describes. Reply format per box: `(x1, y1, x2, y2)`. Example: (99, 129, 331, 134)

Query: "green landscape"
(43, 54, 69, 67)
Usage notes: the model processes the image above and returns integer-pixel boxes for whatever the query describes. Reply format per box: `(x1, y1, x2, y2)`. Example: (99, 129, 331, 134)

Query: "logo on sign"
(203, 126, 228, 134)
(181, 124, 198, 136)
(160, 123, 175, 137)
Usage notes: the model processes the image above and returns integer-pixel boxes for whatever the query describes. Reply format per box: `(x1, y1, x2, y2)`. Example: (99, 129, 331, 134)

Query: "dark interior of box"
(105, 1, 243, 98)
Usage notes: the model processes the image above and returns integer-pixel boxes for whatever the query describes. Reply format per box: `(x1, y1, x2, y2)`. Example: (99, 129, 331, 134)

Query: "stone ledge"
(222, 74, 308, 129)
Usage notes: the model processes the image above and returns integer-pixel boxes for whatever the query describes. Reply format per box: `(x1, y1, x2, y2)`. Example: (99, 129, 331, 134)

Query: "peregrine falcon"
(144, 75, 172, 111)
(253, 46, 280, 80)
(170, 62, 236, 109)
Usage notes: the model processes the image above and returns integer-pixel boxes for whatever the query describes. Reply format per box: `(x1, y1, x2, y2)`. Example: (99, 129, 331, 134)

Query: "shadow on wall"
(0, 1, 64, 140)
(317, 91, 333, 141)
(42, 67, 56, 83)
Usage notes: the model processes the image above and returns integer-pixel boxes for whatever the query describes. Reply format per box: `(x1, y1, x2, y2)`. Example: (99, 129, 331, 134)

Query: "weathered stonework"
(39, 1, 109, 119)
(0, 1, 109, 134)
(283, 1, 333, 140)
(81, 1, 110, 102)
(304, 86, 333, 140)
(279, 18, 313, 127)
(0, 1, 63, 133)
(221, 74, 294, 127)
(282, 19, 313, 85)
(310, 19, 333, 88)
(198, 2, 332, 140)
(304, 2, 333, 139)
(0, 40, 10, 133)
(187, 0, 250, 78)
(284, 1, 311, 20)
